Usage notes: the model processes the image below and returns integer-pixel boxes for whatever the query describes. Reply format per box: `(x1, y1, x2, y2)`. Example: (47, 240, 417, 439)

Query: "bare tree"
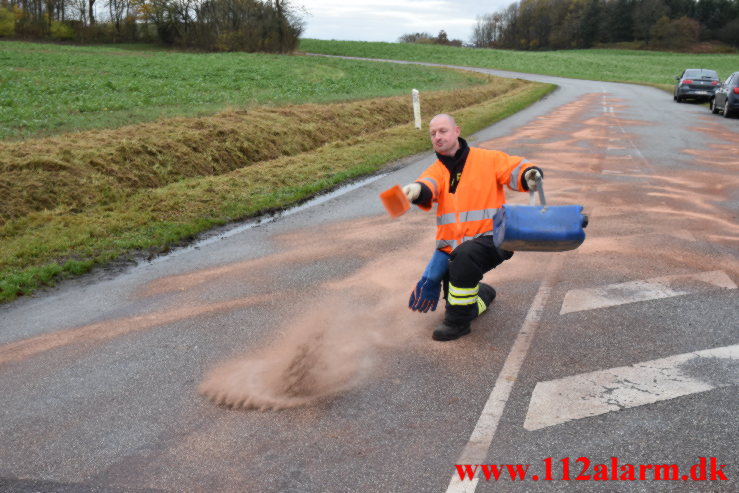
(472, 12, 504, 47)
(398, 32, 433, 43)
(107, 0, 127, 35)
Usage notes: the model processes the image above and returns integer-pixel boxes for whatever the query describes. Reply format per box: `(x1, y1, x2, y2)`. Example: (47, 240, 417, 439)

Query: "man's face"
(429, 117, 460, 156)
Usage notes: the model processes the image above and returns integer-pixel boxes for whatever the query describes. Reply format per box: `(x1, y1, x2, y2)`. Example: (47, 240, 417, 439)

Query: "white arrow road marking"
(560, 270, 736, 314)
(524, 344, 739, 431)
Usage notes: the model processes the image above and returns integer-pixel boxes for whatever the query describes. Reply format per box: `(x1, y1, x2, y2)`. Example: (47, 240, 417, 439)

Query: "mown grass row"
(300, 39, 739, 91)
(0, 75, 525, 224)
(0, 76, 554, 301)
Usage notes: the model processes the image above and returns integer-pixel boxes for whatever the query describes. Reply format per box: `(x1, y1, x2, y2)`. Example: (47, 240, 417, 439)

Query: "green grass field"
(300, 39, 739, 89)
(0, 41, 486, 140)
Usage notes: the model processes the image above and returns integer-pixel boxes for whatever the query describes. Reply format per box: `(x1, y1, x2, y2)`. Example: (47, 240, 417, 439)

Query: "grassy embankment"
(300, 39, 739, 92)
(0, 41, 554, 301)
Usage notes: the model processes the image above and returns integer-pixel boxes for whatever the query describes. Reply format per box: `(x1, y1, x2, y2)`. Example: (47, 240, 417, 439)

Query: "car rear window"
(684, 69, 718, 79)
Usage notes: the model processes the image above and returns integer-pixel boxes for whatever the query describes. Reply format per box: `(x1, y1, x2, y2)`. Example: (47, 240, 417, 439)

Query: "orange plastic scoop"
(379, 185, 410, 218)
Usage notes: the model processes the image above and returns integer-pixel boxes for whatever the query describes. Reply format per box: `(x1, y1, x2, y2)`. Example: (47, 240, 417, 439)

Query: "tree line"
(470, 0, 739, 50)
(398, 29, 464, 47)
(0, 0, 304, 52)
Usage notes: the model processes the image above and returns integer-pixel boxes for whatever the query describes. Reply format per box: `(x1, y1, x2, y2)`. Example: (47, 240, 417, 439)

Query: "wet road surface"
(1, 64, 737, 492)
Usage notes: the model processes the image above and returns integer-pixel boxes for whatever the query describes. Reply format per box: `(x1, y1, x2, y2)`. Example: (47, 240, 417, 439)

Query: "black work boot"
(433, 284, 496, 342)
(432, 320, 471, 341)
(477, 283, 496, 313)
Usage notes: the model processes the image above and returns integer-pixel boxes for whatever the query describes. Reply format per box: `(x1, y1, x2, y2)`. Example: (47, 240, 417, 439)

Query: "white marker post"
(412, 89, 421, 129)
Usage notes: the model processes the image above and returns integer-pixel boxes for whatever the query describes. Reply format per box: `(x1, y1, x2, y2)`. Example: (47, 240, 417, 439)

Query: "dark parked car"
(710, 71, 739, 118)
(674, 69, 720, 102)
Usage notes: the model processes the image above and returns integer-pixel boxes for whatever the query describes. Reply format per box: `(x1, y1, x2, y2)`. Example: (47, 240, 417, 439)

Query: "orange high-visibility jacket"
(416, 147, 536, 253)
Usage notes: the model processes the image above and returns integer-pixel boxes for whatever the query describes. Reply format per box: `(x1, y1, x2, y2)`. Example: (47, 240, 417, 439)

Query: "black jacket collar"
(436, 138, 470, 193)
(436, 137, 469, 168)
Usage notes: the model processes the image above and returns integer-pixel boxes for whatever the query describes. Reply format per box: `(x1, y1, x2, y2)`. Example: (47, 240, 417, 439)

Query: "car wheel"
(676, 96, 682, 103)
(723, 100, 732, 118)
(711, 99, 720, 114)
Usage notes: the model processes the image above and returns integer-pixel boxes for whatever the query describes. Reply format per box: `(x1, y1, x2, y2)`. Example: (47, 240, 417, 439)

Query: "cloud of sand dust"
(198, 217, 436, 411)
(198, 297, 375, 411)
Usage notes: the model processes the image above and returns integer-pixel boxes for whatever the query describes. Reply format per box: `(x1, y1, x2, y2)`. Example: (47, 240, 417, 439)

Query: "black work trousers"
(443, 236, 513, 326)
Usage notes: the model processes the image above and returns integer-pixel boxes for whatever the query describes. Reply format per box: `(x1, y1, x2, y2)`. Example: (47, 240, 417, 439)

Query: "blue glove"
(409, 277, 441, 312)
(409, 250, 450, 313)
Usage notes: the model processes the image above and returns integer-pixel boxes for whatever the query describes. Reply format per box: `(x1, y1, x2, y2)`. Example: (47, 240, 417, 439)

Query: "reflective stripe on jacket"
(416, 147, 535, 254)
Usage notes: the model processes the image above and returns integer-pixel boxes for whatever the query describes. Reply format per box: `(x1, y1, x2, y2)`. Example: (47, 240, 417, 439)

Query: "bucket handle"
(528, 176, 547, 209)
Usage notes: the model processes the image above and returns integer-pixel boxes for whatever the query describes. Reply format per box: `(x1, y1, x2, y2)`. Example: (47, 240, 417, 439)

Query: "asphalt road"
(1, 62, 737, 493)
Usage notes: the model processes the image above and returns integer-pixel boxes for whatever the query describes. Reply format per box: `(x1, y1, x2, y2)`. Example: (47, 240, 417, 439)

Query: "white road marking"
(524, 344, 739, 431)
(560, 270, 736, 314)
(598, 93, 650, 169)
(450, 478, 478, 493)
(445, 255, 564, 493)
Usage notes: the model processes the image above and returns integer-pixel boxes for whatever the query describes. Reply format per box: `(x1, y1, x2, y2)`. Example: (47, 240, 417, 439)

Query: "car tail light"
(734, 88, 739, 95)
(682, 79, 693, 85)
(711, 81, 719, 86)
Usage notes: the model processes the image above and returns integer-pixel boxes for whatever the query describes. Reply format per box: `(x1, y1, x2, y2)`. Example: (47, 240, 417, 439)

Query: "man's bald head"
(429, 114, 461, 156)
(430, 113, 457, 128)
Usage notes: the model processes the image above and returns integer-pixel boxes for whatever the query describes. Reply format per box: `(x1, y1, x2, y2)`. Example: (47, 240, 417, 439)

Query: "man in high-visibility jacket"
(403, 113, 543, 341)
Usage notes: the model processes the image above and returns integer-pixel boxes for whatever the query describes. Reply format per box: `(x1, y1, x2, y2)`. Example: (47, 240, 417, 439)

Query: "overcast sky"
(296, 0, 511, 44)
